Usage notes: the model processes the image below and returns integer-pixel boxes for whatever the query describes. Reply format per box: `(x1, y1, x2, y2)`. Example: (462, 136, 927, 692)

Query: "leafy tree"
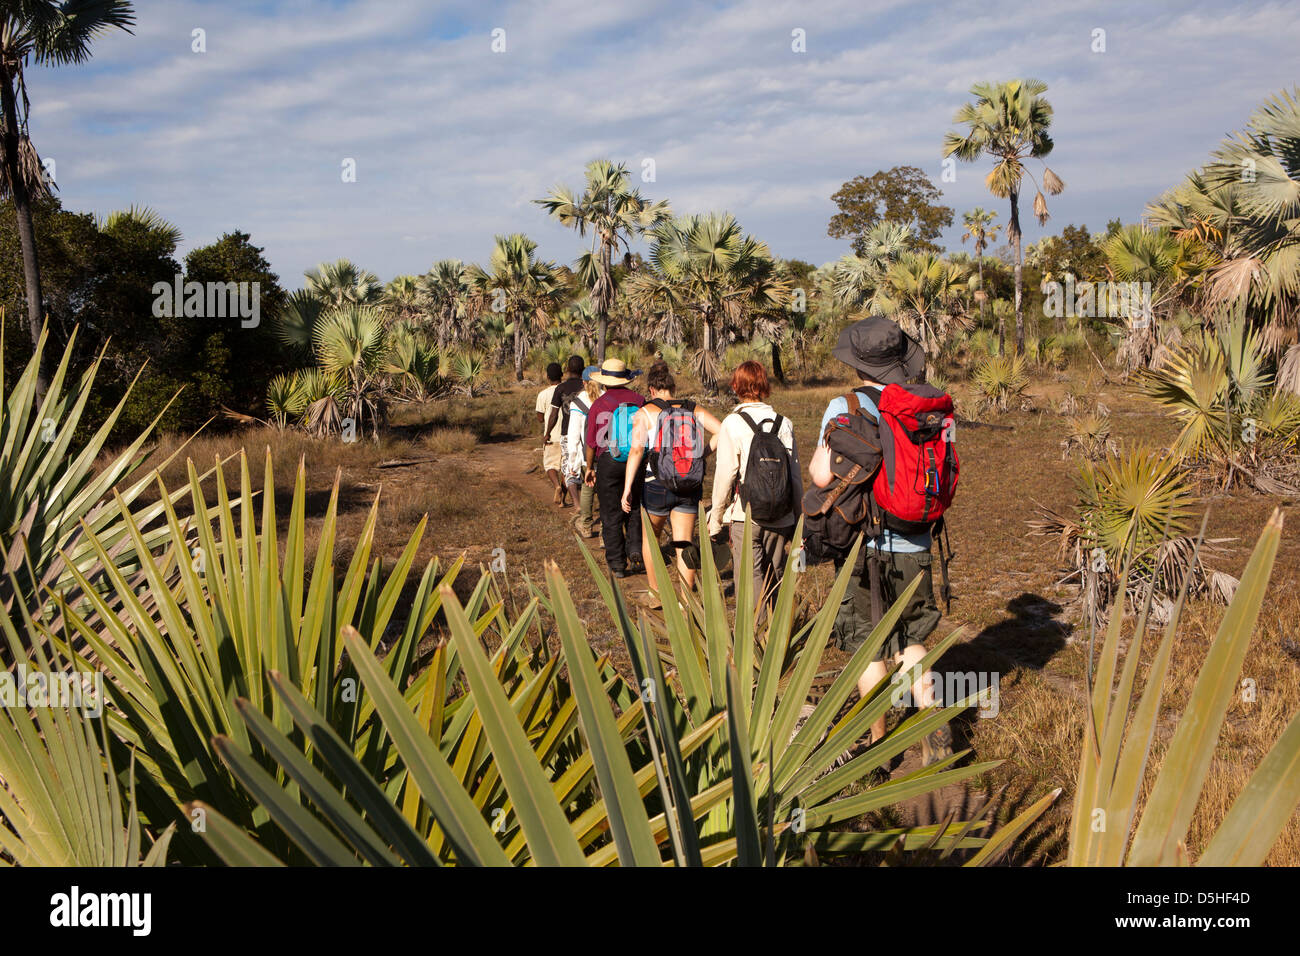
(0, 0, 136, 402)
(944, 79, 1065, 356)
(828, 165, 954, 254)
(182, 230, 288, 415)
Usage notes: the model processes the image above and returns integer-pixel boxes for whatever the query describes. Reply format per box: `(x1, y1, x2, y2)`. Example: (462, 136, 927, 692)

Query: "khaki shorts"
(832, 548, 940, 661)
(543, 443, 563, 472)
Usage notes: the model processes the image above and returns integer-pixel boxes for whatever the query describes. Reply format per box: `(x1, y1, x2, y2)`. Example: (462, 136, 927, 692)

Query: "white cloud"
(25, 0, 1300, 284)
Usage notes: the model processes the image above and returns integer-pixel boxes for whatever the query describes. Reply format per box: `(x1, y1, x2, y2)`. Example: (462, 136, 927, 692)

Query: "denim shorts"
(642, 479, 701, 517)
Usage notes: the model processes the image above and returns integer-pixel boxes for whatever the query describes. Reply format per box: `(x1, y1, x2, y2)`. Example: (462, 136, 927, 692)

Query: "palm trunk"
(977, 256, 986, 324)
(513, 312, 524, 380)
(1, 66, 48, 404)
(1009, 190, 1023, 358)
(596, 243, 613, 363)
(770, 340, 785, 384)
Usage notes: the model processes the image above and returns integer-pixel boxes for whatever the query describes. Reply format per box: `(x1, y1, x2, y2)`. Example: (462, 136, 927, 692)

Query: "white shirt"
(708, 401, 803, 535)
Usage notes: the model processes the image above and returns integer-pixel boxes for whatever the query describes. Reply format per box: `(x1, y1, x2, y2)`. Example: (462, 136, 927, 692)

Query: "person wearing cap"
(812, 315, 951, 766)
(545, 354, 588, 508)
(584, 358, 646, 577)
(565, 365, 602, 537)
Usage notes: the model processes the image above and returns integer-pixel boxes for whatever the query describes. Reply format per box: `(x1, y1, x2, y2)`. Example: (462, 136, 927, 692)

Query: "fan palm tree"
(381, 274, 423, 326)
(535, 159, 671, 362)
(312, 303, 388, 438)
(1, 0, 136, 402)
(831, 221, 912, 315)
(465, 234, 565, 380)
(961, 207, 1000, 343)
(1148, 87, 1300, 353)
(1101, 224, 1205, 371)
(874, 252, 972, 371)
(304, 258, 382, 308)
(944, 79, 1065, 357)
(418, 258, 468, 352)
(643, 213, 789, 392)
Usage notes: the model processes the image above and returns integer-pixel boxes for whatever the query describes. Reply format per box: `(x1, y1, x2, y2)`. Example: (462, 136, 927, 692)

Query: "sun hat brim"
(832, 321, 926, 385)
(591, 368, 640, 387)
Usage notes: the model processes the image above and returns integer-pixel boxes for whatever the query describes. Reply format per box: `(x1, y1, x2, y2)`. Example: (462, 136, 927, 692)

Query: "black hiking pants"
(595, 452, 643, 573)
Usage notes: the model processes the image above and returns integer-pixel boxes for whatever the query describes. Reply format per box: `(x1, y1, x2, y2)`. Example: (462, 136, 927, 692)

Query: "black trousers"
(595, 453, 643, 573)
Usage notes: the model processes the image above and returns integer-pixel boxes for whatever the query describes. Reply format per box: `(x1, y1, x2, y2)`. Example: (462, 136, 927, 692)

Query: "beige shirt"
(535, 385, 561, 442)
(707, 402, 803, 535)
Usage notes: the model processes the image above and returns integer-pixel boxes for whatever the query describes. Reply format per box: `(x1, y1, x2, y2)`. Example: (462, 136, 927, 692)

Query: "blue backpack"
(607, 403, 639, 463)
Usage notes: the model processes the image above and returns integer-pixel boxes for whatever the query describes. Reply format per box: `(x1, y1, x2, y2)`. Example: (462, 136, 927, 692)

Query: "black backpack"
(737, 412, 794, 528)
(801, 390, 882, 565)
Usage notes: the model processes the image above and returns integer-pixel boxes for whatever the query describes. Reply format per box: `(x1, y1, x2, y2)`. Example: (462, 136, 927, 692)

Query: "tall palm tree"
(303, 259, 382, 308)
(465, 234, 564, 380)
(1, 0, 136, 402)
(961, 207, 1000, 346)
(418, 258, 468, 352)
(642, 213, 789, 392)
(944, 79, 1065, 356)
(535, 159, 671, 362)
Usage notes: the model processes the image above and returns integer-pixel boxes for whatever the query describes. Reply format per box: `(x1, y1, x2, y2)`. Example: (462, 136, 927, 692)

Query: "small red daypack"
(873, 383, 959, 534)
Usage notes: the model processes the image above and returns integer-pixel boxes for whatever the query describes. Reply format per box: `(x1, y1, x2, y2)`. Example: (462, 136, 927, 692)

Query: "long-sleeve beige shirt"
(707, 401, 803, 536)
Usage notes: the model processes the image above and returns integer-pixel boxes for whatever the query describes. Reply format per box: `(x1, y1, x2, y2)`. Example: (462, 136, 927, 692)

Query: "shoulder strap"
(764, 414, 784, 434)
(574, 396, 590, 414)
(646, 397, 668, 410)
(843, 391, 860, 415)
(737, 411, 760, 433)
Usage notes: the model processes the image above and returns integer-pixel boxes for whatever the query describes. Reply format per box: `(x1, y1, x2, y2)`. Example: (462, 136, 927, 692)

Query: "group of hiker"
(534, 315, 960, 765)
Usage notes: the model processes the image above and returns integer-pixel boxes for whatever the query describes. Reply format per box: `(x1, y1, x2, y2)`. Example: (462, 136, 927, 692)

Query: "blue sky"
(31, 0, 1300, 287)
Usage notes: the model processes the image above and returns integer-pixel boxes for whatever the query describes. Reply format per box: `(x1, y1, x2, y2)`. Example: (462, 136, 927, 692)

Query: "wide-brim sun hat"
(590, 358, 641, 387)
(832, 316, 925, 385)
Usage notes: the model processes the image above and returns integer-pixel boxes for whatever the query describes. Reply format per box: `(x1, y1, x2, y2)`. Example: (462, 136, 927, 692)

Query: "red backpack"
(872, 383, 959, 533)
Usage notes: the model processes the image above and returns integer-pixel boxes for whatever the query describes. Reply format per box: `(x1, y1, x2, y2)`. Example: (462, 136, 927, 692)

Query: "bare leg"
(642, 512, 669, 597)
(859, 659, 890, 743)
(669, 510, 697, 591)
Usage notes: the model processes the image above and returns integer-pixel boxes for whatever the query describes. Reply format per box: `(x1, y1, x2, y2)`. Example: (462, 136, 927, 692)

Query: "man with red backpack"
(804, 317, 959, 766)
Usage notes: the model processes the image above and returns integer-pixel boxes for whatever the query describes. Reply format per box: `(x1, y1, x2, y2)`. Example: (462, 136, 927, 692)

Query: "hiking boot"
(920, 724, 954, 767)
(612, 568, 631, 579)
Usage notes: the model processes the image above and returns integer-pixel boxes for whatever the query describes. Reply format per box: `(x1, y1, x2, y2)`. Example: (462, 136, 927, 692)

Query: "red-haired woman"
(707, 361, 803, 612)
